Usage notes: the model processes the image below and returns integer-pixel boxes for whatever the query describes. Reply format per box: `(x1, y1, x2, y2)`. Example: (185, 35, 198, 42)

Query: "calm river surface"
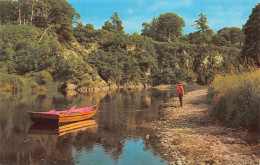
(0, 88, 172, 165)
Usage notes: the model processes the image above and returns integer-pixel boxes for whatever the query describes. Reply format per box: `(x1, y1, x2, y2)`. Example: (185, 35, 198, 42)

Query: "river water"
(0, 88, 172, 165)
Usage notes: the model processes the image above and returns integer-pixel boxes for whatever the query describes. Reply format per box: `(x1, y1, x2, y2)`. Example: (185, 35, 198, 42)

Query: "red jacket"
(178, 85, 184, 94)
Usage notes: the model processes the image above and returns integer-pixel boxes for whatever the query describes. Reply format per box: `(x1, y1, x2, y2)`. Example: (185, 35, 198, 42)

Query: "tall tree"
(33, 0, 50, 28)
(141, 22, 150, 37)
(192, 13, 209, 32)
(141, 13, 185, 42)
(110, 12, 124, 33)
(189, 13, 213, 44)
(241, 3, 260, 66)
(157, 12, 185, 42)
(141, 17, 159, 40)
(47, 0, 76, 25)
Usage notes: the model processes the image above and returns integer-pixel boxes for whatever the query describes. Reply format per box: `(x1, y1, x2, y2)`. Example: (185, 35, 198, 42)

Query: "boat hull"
(28, 105, 98, 123)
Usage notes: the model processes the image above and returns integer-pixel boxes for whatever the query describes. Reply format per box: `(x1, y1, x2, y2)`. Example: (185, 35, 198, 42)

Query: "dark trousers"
(179, 94, 183, 107)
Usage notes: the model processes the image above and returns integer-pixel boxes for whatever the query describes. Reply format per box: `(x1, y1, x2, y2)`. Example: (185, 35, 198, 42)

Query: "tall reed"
(208, 69, 260, 130)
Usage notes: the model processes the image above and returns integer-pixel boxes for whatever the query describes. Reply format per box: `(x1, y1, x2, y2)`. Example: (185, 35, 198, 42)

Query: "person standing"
(177, 83, 184, 107)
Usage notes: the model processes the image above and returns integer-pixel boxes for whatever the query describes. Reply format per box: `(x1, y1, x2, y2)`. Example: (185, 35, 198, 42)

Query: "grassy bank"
(208, 69, 260, 130)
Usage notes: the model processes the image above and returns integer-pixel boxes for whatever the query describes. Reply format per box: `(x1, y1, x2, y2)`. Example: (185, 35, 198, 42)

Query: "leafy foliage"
(141, 12, 185, 42)
(102, 12, 124, 33)
(0, 1, 252, 91)
(192, 13, 209, 32)
(0, 0, 19, 25)
(217, 27, 244, 46)
(241, 3, 260, 66)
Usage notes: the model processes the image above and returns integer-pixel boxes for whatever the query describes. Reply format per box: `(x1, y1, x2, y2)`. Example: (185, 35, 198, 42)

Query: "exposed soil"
(141, 85, 260, 165)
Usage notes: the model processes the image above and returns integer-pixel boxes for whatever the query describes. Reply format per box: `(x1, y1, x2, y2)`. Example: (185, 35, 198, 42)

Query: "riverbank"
(141, 85, 259, 164)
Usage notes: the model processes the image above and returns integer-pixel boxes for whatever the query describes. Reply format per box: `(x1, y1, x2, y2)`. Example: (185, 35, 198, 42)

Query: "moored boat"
(28, 105, 98, 123)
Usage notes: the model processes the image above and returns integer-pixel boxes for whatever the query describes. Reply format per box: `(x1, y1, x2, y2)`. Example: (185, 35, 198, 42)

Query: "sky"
(67, 0, 259, 35)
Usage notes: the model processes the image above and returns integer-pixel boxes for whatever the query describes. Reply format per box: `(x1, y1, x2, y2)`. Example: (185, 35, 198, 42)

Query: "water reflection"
(28, 120, 98, 136)
(0, 88, 170, 165)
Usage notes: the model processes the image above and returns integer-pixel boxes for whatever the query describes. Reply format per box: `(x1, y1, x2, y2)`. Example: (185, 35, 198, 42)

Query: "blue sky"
(67, 0, 259, 34)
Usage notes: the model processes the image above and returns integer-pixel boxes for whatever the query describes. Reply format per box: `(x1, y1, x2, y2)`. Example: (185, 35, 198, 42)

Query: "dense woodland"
(0, 0, 259, 92)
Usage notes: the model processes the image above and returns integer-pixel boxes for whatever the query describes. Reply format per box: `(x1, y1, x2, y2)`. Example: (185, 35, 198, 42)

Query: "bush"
(26, 70, 53, 85)
(208, 70, 260, 130)
(0, 72, 57, 92)
(0, 73, 29, 92)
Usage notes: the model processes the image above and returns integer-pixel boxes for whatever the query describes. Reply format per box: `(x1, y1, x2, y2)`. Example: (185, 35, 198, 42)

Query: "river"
(0, 88, 172, 165)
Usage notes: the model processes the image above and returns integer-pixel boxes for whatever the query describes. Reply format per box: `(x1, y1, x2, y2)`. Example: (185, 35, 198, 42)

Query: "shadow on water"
(0, 88, 170, 165)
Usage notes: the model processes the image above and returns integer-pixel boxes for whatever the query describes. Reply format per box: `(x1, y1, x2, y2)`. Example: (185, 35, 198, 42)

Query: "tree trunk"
(168, 31, 171, 42)
(30, 0, 34, 26)
(39, 26, 53, 41)
(24, 14, 26, 25)
(19, 5, 21, 25)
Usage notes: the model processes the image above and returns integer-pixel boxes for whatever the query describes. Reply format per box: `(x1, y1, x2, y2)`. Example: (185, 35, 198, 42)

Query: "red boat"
(28, 105, 98, 123)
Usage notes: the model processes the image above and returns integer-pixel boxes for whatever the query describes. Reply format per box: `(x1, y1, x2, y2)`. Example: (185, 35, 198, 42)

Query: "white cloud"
(128, 8, 135, 14)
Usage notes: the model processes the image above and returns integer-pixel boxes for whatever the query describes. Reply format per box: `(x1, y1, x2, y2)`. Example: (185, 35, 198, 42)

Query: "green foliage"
(0, 2, 250, 90)
(110, 12, 124, 33)
(0, 0, 77, 36)
(208, 70, 260, 130)
(241, 3, 260, 66)
(102, 12, 124, 33)
(0, 25, 61, 75)
(212, 35, 231, 47)
(141, 12, 185, 42)
(47, 0, 75, 25)
(192, 13, 209, 32)
(157, 12, 185, 42)
(0, 73, 28, 92)
(217, 27, 244, 45)
(0, 0, 18, 25)
(25, 70, 53, 85)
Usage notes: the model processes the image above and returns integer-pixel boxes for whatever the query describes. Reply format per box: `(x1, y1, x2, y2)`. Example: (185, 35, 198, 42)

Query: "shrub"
(208, 70, 260, 130)
(26, 70, 53, 85)
(0, 73, 29, 92)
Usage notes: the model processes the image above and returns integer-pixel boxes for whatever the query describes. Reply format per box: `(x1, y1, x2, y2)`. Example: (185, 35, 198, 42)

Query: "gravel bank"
(141, 85, 259, 165)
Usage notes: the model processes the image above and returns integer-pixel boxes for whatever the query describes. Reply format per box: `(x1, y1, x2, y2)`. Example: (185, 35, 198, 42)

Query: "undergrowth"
(208, 69, 260, 131)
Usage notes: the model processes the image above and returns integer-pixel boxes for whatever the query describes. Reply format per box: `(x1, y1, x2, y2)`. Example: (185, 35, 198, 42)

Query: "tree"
(47, 0, 76, 25)
(0, 0, 19, 25)
(157, 12, 185, 42)
(217, 27, 244, 45)
(141, 17, 159, 40)
(141, 13, 185, 42)
(85, 23, 95, 30)
(102, 20, 114, 32)
(141, 22, 150, 37)
(110, 12, 124, 33)
(241, 3, 260, 66)
(189, 13, 213, 44)
(229, 27, 244, 45)
(192, 13, 209, 32)
(212, 35, 231, 46)
(33, 0, 50, 28)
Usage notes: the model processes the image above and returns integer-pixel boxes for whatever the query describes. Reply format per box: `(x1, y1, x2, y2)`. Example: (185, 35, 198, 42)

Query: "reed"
(208, 69, 260, 130)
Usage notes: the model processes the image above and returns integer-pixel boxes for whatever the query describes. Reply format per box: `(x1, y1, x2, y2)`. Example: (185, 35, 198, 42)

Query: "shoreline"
(141, 85, 259, 164)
